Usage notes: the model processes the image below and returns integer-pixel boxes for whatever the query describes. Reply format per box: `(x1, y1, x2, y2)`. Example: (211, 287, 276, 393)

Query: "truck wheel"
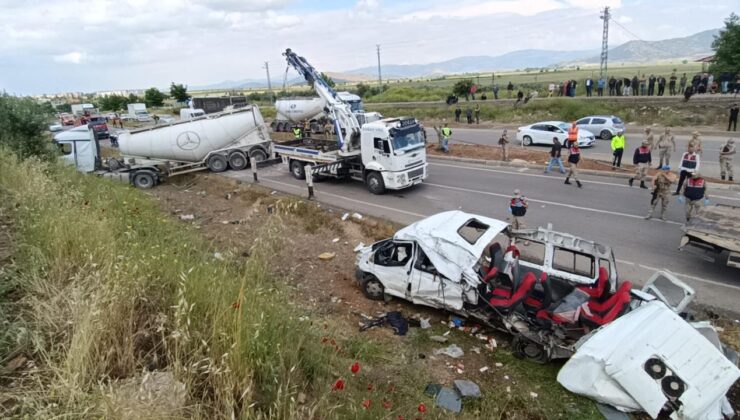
(228, 151, 248, 170)
(361, 276, 385, 301)
(132, 171, 156, 189)
(207, 155, 228, 173)
(250, 149, 268, 163)
(365, 172, 386, 195)
(290, 160, 306, 179)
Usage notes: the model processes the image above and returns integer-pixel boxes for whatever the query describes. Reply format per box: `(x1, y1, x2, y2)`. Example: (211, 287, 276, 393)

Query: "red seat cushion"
(489, 272, 537, 309)
(581, 281, 632, 326)
(587, 281, 632, 313)
(578, 267, 609, 299)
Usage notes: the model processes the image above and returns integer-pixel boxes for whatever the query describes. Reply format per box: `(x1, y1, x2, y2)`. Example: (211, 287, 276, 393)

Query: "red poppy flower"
(382, 399, 392, 409)
(362, 399, 372, 409)
(332, 379, 345, 391)
(418, 403, 427, 413)
(367, 383, 374, 391)
(321, 336, 329, 344)
(350, 362, 360, 374)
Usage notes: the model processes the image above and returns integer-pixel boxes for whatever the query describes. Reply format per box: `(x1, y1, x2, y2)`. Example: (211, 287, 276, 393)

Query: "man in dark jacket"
(669, 71, 677, 95)
(648, 74, 656, 96)
(657, 76, 666, 96)
(729, 103, 739, 132)
(632, 75, 639, 96)
(629, 140, 652, 189)
(608, 77, 616, 96)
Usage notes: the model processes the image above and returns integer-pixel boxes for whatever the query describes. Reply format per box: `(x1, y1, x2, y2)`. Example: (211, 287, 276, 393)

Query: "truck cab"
(53, 125, 100, 172)
(359, 117, 427, 192)
(180, 108, 206, 121)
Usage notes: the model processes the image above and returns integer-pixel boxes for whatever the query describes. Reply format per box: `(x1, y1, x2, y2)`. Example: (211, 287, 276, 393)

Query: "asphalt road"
(223, 159, 740, 314)
(428, 126, 738, 180)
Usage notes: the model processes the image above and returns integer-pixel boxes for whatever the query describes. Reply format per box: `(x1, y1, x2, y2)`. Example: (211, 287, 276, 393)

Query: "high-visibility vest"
(293, 127, 302, 139)
(567, 125, 578, 142)
(684, 178, 705, 200)
(441, 127, 452, 137)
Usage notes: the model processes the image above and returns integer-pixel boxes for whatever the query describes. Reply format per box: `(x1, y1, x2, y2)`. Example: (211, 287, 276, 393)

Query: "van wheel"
(523, 135, 533, 146)
(132, 171, 156, 189)
(365, 172, 386, 195)
(600, 130, 613, 140)
(250, 149, 268, 163)
(512, 334, 550, 364)
(290, 160, 306, 179)
(228, 151, 248, 170)
(361, 276, 385, 300)
(207, 154, 228, 173)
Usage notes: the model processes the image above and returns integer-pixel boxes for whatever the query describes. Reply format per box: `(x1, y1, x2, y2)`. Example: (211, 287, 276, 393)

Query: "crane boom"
(283, 48, 361, 153)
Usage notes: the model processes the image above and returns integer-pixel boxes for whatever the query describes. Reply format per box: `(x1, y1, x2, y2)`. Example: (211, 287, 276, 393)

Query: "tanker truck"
(271, 92, 381, 134)
(54, 105, 273, 189)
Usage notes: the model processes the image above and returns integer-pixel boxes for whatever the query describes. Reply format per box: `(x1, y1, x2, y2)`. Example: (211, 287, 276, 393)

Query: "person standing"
(645, 165, 674, 221)
(474, 104, 480, 124)
(615, 78, 623, 96)
(493, 84, 499, 100)
(454, 105, 461, 123)
(611, 129, 625, 169)
(564, 142, 583, 188)
(515, 90, 524, 107)
(680, 172, 708, 222)
(632, 75, 639, 96)
(292, 124, 302, 140)
(673, 145, 700, 195)
(597, 77, 605, 96)
(499, 129, 510, 162)
(545, 137, 566, 174)
(585, 77, 593, 97)
(720, 139, 736, 181)
(669, 71, 677, 95)
(324, 120, 333, 140)
(566, 121, 578, 148)
(507, 82, 514, 98)
(465, 107, 473, 124)
(644, 127, 655, 149)
(657, 76, 666, 96)
(623, 77, 631, 96)
(729, 103, 739, 131)
(608, 76, 616, 96)
(656, 127, 676, 168)
(440, 123, 452, 153)
(708, 74, 715, 93)
(688, 131, 703, 155)
(629, 140, 652, 189)
(640, 74, 647, 96)
(648, 74, 656, 96)
(679, 73, 687, 94)
(509, 189, 529, 230)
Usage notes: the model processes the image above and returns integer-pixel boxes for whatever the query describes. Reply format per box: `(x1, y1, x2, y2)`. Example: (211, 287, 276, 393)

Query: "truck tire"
(249, 149, 268, 163)
(365, 172, 386, 195)
(132, 171, 156, 189)
(290, 160, 306, 179)
(207, 154, 228, 173)
(228, 151, 248, 170)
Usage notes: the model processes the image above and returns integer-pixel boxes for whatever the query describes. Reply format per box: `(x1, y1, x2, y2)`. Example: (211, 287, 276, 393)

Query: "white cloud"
(53, 52, 86, 64)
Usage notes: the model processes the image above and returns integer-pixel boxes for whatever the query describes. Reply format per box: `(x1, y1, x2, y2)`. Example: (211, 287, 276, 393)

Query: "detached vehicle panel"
(679, 204, 740, 269)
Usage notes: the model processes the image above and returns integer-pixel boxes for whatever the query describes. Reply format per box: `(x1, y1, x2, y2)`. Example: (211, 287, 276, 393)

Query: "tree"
(127, 93, 140, 104)
(169, 82, 190, 103)
(98, 94, 131, 111)
(144, 87, 166, 107)
(356, 83, 370, 98)
(452, 79, 474, 100)
(709, 13, 740, 76)
(0, 94, 54, 160)
(320, 72, 336, 88)
(55, 103, 72, 113)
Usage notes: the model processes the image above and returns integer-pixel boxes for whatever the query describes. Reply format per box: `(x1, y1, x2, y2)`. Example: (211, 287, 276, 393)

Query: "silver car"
(576, 115, 625, 140)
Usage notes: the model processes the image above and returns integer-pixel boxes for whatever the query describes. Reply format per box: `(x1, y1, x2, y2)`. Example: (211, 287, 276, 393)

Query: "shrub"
(0, 94, 55, 160)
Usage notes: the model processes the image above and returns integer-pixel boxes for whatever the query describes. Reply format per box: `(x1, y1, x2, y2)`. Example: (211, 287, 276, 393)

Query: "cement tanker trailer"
(54, 106, 273, 189)
(271, 92, 381, 134)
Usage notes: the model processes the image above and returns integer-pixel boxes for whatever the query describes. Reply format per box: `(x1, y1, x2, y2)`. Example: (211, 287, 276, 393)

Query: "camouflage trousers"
(634, 163, 648, 181)
(720, 158, 733, 178)
(685, 199, 703, 221)
(647, 190, 669, 219)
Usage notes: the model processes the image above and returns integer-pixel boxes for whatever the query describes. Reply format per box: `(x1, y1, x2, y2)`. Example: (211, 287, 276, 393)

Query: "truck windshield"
(391, 127, 425, 153)
(347, 100, 362, 112)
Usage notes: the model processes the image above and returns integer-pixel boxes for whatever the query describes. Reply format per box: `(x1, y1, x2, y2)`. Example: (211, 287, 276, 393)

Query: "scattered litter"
(479, 366, 489, 373)
(420, 318, 431, 329)
(298, 316, 309, 322)
(318, 252, 336, 260)
(430, 336, 448, 343)
(456, 368, 463, 374)
(495, 362, 503, 368)
(442, 331, 451, 337)
(341, 213, 350, 221)
(453, 380, 481, 398)
(353, 243, 365, 252)
(503, 375, 509, 380)
(435, 387, 462, 413)
(450, 317, 464, 327)
(330, 296, 340, 303)
(225, 193, 232, 200)
(213, 252, 224, 261)
(197, 191, 206, 196)
(332, 238, 340, 243)
(471, 347, 481, 354)
(434, 344, 464, 359)
(297, 392, 307, 404)
(351, 212, 363, 220)
(485, 338, 497, 351)
(221, 221, 229, 224)
(506, 386, 511, 393)
(270, 190, 278, 195)
(359, 311, 408, 335)
(529, 392, 538, 399)
(179, 214, 195, 221)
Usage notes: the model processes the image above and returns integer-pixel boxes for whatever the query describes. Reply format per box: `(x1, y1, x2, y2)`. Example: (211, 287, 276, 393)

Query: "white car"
(516, 121, 595, 147)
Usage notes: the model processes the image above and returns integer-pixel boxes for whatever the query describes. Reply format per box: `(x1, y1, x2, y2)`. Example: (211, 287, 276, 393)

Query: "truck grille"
(409, 167, 424, 179)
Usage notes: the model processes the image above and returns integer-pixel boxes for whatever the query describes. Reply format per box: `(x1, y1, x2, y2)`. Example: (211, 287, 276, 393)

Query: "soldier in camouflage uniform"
(645, 165, 674, 221)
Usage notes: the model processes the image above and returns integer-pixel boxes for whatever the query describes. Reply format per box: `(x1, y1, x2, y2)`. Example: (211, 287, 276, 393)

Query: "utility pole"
(263, 61, 273, 100)
(376, 44, 382, 86)
(599, 6, 610, 80)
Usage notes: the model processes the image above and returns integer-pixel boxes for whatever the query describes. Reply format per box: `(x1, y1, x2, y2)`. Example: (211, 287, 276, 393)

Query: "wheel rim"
(251, 150, 267, 162)
(368, 176, 379, 190)
(366, 281, 383, 297)
(522, 342, 544, 359)
(210, 158, 226, 171)
(136, 175, 152, 187)
(230, 155, 246, 168)
(601, 130, 611, 140)
(291, 162, 303, 177)
(524, 136, 531, 146)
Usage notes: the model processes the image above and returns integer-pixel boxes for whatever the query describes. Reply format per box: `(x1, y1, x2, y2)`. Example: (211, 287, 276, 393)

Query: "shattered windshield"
(391, 127, 425, 153)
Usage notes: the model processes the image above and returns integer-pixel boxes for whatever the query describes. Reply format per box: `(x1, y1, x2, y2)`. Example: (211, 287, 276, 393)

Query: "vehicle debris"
(453, 380, 481, 398)
(318, 252, 336, 260)
(358, 311, 409, 335)
(419, 318, 431, 329)
(351, 212, 363, 220)
(179, 214, 195, 221)
(434, 344, 464, 359)
(429, 336, 448, 343)
(435, 387, 462, 413)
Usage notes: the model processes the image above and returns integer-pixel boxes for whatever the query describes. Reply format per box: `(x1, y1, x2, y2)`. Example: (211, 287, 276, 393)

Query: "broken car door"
(371, 240, 414, 299)
(409, 247, 464, 310)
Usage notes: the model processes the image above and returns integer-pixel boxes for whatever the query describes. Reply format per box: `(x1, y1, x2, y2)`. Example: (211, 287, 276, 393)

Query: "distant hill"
(581, 29, 718, 63)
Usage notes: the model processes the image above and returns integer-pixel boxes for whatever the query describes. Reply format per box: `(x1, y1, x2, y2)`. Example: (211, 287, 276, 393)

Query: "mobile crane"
(273, 48, 427, 194)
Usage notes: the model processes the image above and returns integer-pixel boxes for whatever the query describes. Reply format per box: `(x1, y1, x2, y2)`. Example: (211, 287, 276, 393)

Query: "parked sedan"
(576, 115, 624, 140)
(516, 121, 595, 147)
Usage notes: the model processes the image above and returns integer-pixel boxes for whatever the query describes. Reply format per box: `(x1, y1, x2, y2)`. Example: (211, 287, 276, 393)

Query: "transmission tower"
(599, 6, 610, 80)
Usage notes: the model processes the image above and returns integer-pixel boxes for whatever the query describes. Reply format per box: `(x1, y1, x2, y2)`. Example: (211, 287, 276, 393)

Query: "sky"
(0, 0, 732, 95)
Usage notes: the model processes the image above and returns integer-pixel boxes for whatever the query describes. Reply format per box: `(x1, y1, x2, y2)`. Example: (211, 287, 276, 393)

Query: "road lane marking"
(424, 182, 684, 225)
